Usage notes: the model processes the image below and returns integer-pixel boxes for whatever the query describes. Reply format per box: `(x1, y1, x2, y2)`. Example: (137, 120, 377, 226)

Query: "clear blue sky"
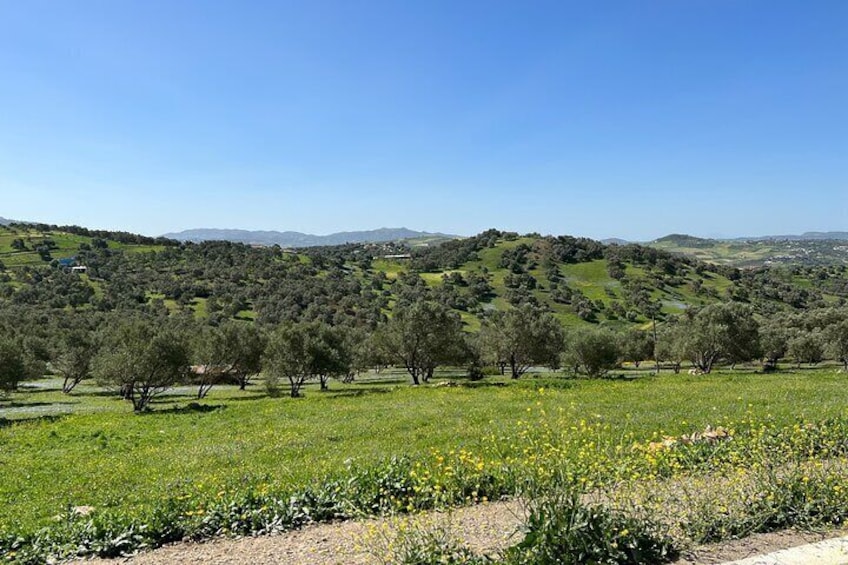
(1, 1, 845, 240)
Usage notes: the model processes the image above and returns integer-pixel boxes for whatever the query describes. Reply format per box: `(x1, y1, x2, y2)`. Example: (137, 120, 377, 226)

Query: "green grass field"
(560, 259, 618, 303)
(2, 366, 847, 537)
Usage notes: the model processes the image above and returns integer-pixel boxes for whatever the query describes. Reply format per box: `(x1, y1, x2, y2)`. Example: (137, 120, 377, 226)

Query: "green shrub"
(370, 524, 492, 565)
(504, 489, 678, 565)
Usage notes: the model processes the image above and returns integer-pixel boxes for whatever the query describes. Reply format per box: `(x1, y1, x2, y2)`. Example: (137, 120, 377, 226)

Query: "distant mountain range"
(160, 227, 459, 247)
(732, 232, 848, 242)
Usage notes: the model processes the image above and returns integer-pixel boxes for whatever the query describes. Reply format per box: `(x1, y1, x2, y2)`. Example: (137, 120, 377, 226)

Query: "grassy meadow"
(3, 366, 848, 541)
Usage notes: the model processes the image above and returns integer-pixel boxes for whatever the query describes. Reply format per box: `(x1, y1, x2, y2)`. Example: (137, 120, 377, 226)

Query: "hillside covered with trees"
(1, 222, 847, 407)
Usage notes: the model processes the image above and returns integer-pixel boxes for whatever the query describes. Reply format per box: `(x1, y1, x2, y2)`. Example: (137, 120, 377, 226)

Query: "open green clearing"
(2, 367, 847, 537)
(0, 227, 164, 268)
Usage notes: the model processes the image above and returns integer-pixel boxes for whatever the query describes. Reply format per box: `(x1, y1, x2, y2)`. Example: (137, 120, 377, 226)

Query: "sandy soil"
(672, 528, 848, 564)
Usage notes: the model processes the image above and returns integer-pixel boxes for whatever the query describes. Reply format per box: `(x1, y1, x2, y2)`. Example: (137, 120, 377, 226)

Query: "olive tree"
(788, 331, 825, 367)
(54, 328, 100, 394)
(617, 329, 654, 368)
(94, 317, 190, 412)
(313, 325, 352, 391)
(264, 323, 311, 398)
(0, 338, 25, 394)
(192, 322, 265, 398)
(655, 323, 687, 373)
(228, 323, 265, 390)
(373, 300, 465, 385)
(565, 328, 621, 378)
(679, 303, 760, 374)
(759, 323, 790, 371)
(826, 319, 848, 371)
(263, 322, 351, 397)
(480, 304, 564, 378)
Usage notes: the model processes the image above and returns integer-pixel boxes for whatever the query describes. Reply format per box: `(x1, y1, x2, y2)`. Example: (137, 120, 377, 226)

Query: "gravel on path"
(673, 528, 848, 565)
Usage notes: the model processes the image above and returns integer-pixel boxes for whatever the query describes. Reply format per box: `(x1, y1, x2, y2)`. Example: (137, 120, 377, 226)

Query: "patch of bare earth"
(71, 496, 848, 564)
(672, 527, 848, 564)
(74, 500, 525, 565)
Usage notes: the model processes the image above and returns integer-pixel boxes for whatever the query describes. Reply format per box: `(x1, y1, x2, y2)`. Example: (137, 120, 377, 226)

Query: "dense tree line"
(2, 294, 848, 410)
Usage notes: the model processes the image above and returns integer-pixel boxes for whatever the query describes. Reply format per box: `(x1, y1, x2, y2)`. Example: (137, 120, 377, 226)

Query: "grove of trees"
(1, 294, 848, 411)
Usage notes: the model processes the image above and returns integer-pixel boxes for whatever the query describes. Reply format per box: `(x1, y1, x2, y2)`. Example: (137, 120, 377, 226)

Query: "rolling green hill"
(307, 231, 846, 330)
(0, 226, 845, 330)
(368, 234, 820, 329)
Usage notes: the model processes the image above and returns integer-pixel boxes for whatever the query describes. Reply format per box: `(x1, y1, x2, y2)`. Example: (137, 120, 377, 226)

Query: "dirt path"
(75, 501, 525, 565)
(74, 500, 848, 565)
(672, 529, 848, 565)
